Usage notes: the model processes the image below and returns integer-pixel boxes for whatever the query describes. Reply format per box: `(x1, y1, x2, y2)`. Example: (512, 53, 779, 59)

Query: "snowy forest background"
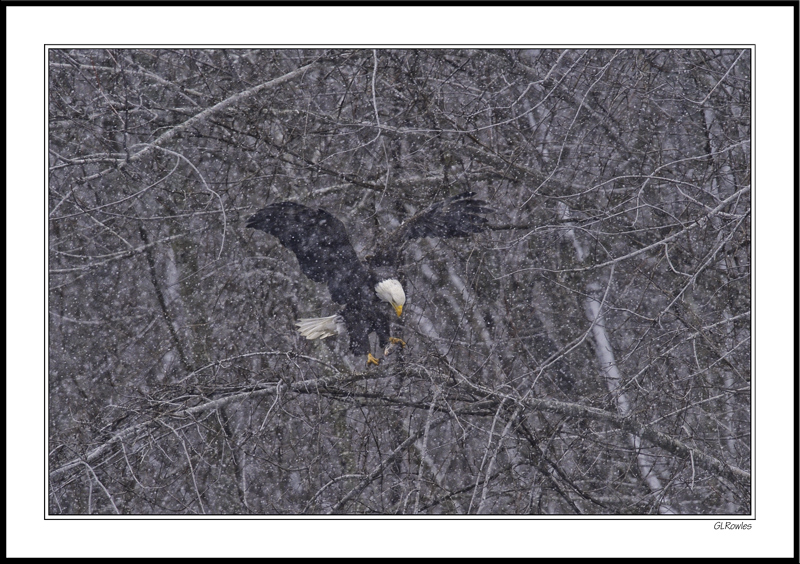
(48, 49, 751, 515)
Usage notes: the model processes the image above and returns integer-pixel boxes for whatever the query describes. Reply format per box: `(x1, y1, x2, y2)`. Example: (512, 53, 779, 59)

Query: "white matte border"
(9, 4, 792, 558)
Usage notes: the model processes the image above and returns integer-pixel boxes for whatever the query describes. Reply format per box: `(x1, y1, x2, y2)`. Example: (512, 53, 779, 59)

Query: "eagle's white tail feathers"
(296, 315, 345, 340)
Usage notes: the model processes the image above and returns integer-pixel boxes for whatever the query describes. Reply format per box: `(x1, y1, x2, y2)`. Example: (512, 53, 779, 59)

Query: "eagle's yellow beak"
(394, 304, 403, 317)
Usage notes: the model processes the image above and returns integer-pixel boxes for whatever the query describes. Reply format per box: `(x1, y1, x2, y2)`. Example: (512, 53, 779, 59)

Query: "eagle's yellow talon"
(389, 337, 406, 347)
(367, 353, 380, 366)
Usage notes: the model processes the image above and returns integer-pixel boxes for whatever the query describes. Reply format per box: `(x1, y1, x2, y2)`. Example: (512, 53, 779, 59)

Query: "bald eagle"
(246, 192, 491, 365)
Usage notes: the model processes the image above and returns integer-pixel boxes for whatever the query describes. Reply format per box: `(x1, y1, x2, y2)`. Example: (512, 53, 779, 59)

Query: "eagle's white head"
(374, 278, 405, 317)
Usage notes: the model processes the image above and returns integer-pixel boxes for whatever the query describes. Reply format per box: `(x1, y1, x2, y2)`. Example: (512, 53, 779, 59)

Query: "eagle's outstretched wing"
(246, 202, 372, 306)
(368, 191, 493, 267)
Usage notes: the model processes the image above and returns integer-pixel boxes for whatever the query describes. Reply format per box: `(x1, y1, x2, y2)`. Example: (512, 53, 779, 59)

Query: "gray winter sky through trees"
(7, 4, 796, 560)
(48, 43, 756, 514)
